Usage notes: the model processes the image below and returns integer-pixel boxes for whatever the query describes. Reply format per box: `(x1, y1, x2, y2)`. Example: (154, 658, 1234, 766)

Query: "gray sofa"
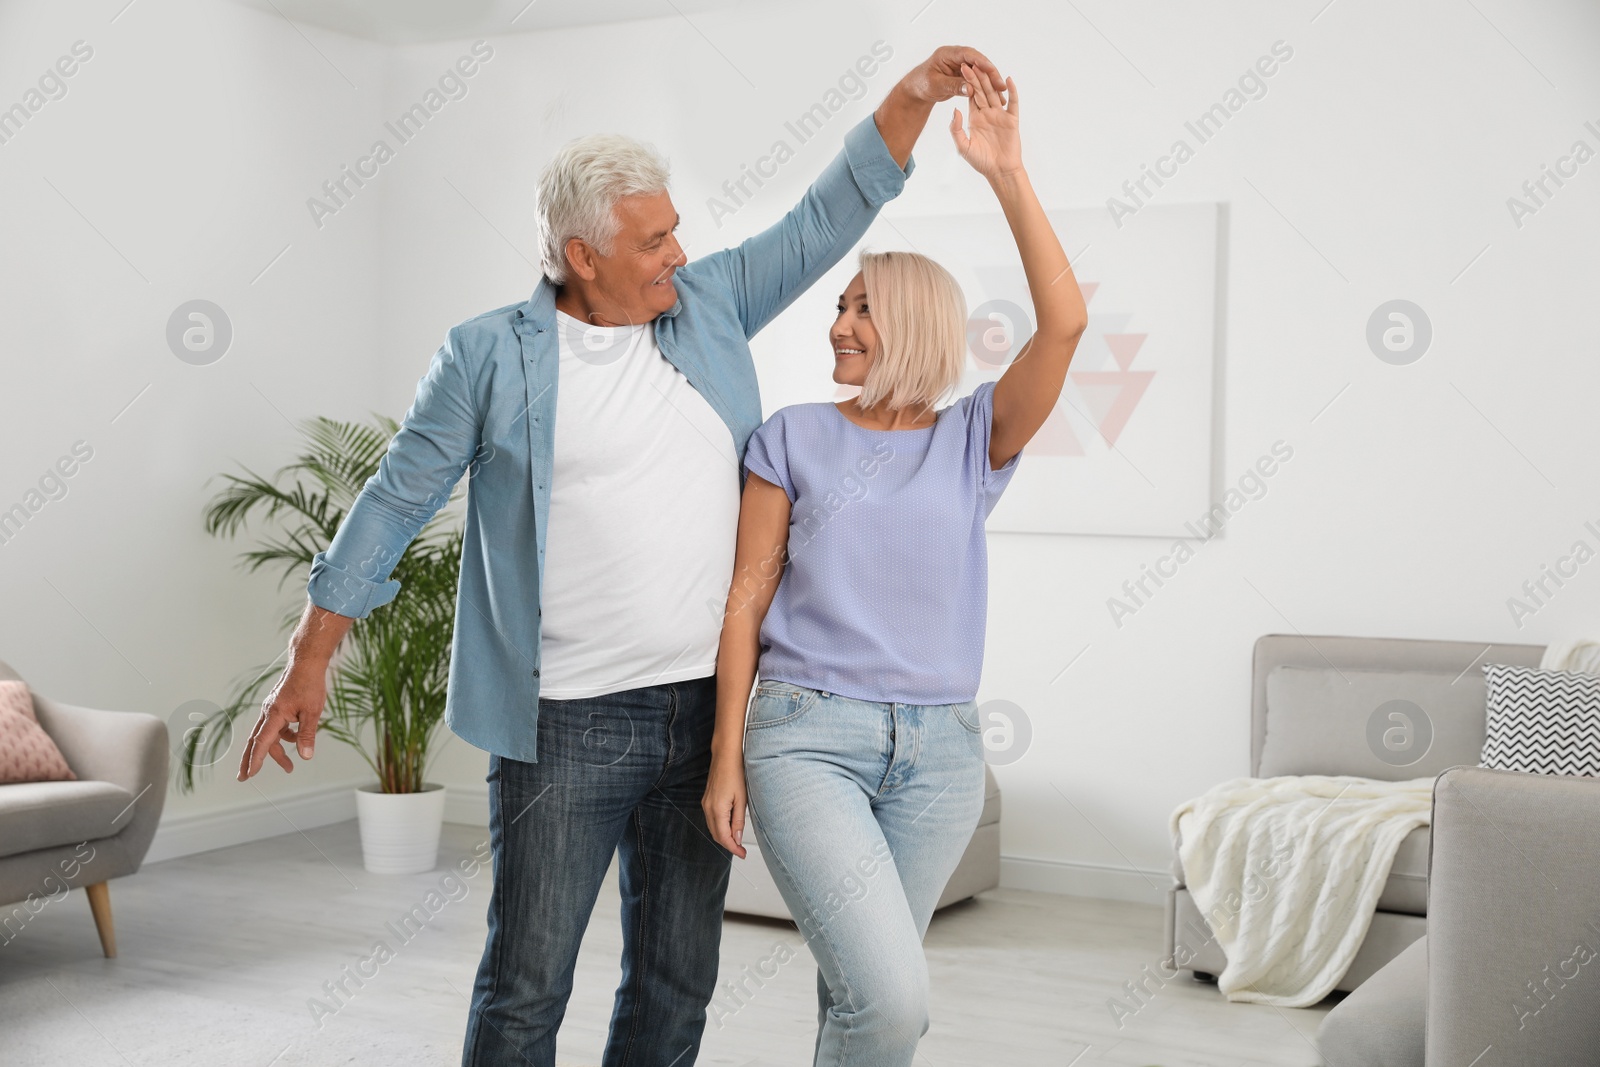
(0, 658, 168, 957)
(724, 763, 1001, 919)
(1165, 633, 1545, 993)
(1318, 765, 1600, 1065)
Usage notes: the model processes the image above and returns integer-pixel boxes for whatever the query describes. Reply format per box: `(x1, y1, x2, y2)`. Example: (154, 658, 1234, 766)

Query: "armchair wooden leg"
(84, 882, 116, 958)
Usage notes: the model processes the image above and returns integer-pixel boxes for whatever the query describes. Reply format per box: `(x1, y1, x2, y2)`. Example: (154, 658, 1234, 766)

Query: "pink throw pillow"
(0, 679, 77, 784)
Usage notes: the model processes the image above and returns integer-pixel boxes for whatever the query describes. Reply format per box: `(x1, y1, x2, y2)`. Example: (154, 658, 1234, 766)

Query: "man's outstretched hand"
(237, 661, 327, 780)
(906, 46, 1005, 105)
(238, 601, 353, 781)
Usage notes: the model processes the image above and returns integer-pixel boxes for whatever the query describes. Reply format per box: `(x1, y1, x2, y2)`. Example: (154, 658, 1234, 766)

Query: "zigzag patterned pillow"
(1480, 663, 1600, 776)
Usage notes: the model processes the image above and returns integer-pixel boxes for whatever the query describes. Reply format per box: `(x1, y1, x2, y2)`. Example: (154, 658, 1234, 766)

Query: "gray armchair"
(1318, 765, 1600, 1065)
(0, 658, 168, 957)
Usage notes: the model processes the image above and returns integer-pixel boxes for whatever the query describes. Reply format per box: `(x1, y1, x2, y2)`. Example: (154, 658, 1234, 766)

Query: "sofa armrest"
(1425, 766, 1600, 1065)
(30, 695, 169, 867)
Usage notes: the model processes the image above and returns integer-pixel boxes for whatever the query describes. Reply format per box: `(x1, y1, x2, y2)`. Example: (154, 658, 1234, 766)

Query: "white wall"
(0, 0, 394, 835)
(4, 0, 1599, 896)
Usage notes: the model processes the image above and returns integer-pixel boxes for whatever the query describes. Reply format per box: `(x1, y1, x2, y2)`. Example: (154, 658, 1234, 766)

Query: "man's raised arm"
(691, 45, 1006, 340)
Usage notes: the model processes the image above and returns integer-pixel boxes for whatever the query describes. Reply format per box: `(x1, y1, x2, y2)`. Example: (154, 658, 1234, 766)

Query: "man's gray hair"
(536, 133, 672, 284)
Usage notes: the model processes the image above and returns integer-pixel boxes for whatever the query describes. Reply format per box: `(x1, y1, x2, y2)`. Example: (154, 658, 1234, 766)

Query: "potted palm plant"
(176, 415, 461, 874)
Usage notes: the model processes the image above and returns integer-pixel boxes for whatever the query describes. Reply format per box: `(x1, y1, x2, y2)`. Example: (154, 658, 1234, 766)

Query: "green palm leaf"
(180, 416, 462, 795)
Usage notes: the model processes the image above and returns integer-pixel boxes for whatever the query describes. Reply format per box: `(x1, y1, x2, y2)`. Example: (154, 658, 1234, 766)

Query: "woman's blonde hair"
(853, 250, 968, 415)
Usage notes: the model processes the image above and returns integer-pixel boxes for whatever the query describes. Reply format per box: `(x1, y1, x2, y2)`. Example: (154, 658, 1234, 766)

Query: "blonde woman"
(701, 65, 1087, 1063)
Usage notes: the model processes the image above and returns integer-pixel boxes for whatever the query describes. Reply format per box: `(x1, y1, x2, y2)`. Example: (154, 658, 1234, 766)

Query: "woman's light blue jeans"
(741, 680, 988, 1066)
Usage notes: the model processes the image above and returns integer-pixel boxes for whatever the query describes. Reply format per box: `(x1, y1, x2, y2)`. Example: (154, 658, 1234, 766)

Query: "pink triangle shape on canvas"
(1079, 282, 1098, 305)
(1103, 333, 1146, 371)
(1024, 400, 1085, 456)
(1073, 381, 1123, 432)
(1068, 370, 1154, 447)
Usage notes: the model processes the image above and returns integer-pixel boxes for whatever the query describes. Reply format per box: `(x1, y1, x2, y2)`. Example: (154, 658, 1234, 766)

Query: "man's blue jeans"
(740, 680, 988, 1066)
(461, 674, 731, 1067)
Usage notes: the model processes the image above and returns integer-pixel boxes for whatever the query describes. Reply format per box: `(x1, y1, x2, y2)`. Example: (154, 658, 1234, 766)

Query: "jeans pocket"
(745, 682, 820, 730)
(952, 700, 983, 735)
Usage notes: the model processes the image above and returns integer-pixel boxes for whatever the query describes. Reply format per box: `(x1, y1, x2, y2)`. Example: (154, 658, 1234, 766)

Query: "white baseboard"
(444, 782, 491, 827)
(146, 780, 494, 865)
(146, 780, 366, 864)
(1000, 854, 1172, 906)
(150, 780, 499, 870)
(149, 784, 1170, 908)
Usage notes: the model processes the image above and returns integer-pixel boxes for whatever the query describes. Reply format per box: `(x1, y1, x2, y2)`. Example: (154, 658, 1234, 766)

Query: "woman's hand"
(702, 750, 748, 859)
(949, 61, 1022, 183)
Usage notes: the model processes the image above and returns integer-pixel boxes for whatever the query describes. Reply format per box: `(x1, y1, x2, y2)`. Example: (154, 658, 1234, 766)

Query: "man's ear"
(564, 236, 597, 282)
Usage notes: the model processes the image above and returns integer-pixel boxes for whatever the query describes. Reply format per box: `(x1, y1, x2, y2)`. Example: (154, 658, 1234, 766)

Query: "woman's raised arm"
(950, 63, 1088, 470)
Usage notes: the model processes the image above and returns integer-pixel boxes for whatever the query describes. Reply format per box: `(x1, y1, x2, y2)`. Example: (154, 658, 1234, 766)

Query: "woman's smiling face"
(831, 272, 878, 386)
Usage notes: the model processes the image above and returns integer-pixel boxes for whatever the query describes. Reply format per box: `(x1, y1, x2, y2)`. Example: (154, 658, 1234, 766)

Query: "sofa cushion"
(1379, 824, 1429, 915)
(1172, 822, 1429, 917)
(0, 680, 77, 784)
(1260, 667, 1488, 780)
(1480, 663, 1600, 776)
(1316, 935, 1426, 1067)
(0, 779, 137, 859)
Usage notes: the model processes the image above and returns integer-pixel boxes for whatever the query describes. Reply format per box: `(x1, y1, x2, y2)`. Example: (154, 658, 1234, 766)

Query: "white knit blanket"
(1170, 774, 1433, 1006)
(1542, 637, 1600, 675)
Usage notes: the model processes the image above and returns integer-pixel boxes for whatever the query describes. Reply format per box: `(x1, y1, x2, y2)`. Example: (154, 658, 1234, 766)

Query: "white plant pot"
(355, 782, 447, 874)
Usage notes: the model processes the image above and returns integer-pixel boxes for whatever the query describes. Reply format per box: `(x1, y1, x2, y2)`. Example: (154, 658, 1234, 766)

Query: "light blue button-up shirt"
(305, 113, 915, 761)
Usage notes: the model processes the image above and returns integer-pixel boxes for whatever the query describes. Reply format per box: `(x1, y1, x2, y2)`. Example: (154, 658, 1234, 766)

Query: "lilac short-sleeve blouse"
(741, 380, 1020, 704)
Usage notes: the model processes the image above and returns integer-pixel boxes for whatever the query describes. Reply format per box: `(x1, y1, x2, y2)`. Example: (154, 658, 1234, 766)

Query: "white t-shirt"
(535, 309, 740, 699)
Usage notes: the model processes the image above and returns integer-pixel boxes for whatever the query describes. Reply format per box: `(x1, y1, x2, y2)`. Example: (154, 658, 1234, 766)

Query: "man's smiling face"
(576, 190, 685, 327)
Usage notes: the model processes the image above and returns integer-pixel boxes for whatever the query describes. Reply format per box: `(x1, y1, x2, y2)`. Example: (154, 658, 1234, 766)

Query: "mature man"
(236, 45, 1004, 1067)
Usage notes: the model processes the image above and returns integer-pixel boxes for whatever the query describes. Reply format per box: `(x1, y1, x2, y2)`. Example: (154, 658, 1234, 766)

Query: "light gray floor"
(0, 822, 1333, 1066)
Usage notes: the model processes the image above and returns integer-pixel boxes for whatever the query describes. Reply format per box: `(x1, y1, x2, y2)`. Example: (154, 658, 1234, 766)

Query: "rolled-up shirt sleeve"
(307, 328, 481, 619)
